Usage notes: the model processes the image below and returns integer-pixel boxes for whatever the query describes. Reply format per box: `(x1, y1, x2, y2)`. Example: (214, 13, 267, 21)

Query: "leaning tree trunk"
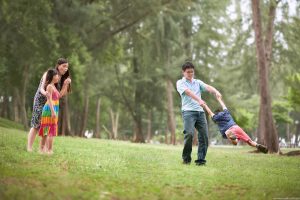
(251, 0, 279, 153)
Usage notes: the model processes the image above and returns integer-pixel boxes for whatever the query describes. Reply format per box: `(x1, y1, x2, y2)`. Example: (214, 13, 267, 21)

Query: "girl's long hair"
(55, 58, 71, 93)
(44, 69, 58, 91)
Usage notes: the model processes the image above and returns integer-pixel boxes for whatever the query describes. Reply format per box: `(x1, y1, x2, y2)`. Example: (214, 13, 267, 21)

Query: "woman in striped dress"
(39, 69, 60, 154)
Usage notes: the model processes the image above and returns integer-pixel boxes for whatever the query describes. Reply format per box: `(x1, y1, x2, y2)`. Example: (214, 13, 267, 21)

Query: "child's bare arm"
(202, 104, 215, 117)
(217, 97, 227, 110)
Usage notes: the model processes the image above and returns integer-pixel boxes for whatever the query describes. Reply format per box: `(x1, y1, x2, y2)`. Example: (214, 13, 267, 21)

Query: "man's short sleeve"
(176, 80, 187, 95)
(197, 80, 207, 92)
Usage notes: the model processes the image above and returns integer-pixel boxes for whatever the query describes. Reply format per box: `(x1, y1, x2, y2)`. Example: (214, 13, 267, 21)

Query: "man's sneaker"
(196, 162, 206, 166)
(195, 159, 206, 166)
(256, 144, 268, 154)
(226, 131, 238, 145)
(182, 160, 191, 165)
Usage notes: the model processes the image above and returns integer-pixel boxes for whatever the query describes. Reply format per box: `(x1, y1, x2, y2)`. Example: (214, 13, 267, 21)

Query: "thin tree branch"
(113, 64, 136, 119)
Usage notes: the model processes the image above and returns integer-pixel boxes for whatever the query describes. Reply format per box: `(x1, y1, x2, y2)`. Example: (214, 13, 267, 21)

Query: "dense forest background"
(1, 0, 299, 147)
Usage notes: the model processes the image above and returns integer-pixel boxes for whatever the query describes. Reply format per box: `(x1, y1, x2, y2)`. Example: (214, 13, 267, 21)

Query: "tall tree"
(0, 0, 58, 128)
(251, 0, 279, 153)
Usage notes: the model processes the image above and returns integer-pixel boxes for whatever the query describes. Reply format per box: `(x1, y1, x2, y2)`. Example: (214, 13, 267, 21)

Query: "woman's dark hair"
(55, 58, 71, 93)
(44, 69, 58, 90)
(181, 61, 195, 71)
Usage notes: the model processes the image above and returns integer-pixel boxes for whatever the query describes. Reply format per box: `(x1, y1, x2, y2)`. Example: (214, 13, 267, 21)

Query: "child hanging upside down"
(201, 96, 268, 153)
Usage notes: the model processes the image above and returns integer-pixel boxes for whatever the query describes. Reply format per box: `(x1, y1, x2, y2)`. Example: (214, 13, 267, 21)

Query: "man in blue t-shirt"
(176, 61, 222, 165)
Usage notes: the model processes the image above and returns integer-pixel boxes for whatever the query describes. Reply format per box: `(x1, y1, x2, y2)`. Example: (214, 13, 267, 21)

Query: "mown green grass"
(0, 126, 300, 200)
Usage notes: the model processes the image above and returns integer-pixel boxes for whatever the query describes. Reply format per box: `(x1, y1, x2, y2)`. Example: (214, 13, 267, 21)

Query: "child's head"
(214, 108, 222, 114)
(44, 69, 59, 90)
(181, 61, 195, 80)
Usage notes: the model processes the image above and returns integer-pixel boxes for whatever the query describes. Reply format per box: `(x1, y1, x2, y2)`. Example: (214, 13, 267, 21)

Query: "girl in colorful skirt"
(27, 58, 71, 152)
(39, 69, 60, 154)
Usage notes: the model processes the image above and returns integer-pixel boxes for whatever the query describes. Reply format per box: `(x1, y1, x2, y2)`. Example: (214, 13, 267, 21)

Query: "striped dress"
(39, 86, 60, 137)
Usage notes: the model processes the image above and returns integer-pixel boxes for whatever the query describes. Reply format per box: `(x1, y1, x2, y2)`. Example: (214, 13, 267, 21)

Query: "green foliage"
(0, 0, 58, 88)
(233, 108, 255, 134)
(286, 73, 300, 110)
(1, 0, 300, 141)
(272, 100, 293, 124)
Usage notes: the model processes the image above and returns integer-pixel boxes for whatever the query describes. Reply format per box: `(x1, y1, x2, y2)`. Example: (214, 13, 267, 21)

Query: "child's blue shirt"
(212, 109, 236, 138)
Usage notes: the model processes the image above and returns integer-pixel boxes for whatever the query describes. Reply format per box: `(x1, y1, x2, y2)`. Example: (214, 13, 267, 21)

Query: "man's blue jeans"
(182, 111, 208, 163)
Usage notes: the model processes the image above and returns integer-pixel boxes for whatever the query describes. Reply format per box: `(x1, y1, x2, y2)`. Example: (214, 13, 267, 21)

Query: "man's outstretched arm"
(205, 84, 222, 99)
(184, 89, 206, 106)
(217, 96, 227, 110)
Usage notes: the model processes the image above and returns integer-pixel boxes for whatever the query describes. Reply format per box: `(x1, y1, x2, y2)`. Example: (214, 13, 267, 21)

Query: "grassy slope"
(0, 118, 24, 130)
(0, 126, 299, 200)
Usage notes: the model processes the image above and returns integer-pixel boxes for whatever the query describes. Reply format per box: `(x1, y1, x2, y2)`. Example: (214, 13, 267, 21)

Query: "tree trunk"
(165, 126, 169, 144)
(132, 57, 144, 142)
(65, 96, 71, 135)
(264, 0, 277, 70)
(109, 108, 119, 139)
(0, 94, 8, 119)
(146, 110, 152, 142)
(80, 95, 89, 137)
(133, 117, 144, 142)
(295, 122, 300, 148)
(13, 92, 20, 123)
(58, 99, 64, 136)
(115, 112, 119, 139)
(58, 96, 71, 136)
(20, 65, 29, 129)
(166, 79, 176, 145)
(286, 122, 290, 147)
(251, 0, 279, 153)
(95, 97, 101, 138)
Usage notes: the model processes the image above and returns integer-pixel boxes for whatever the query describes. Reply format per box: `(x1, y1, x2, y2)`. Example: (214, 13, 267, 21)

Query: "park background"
(0, 0, 300, 199)
(0, 0, 300, 148)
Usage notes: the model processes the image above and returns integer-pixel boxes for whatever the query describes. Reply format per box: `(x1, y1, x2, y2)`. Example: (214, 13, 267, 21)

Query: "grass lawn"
(0, 126, 300, 200)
